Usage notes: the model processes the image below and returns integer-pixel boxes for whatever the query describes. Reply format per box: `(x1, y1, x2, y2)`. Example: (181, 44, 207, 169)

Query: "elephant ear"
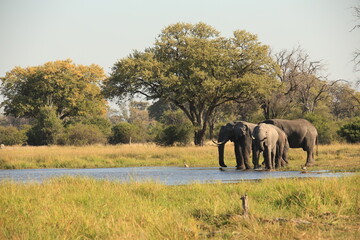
(245, 125, 253, 138)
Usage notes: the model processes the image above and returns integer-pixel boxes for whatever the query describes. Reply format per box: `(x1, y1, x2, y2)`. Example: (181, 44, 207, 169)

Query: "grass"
(0, 143, 359, 171)
(1, 175, 359, 239)
(1, 143, 359, 239)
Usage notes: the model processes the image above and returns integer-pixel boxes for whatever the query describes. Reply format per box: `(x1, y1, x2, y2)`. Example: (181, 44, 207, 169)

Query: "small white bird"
(184, 161, 189, 168)
(300, 165, 307, 174)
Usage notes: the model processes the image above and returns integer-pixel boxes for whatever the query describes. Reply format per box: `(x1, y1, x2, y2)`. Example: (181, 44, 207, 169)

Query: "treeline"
(1, 23, 360, 146)
(0, 97, 359, 146)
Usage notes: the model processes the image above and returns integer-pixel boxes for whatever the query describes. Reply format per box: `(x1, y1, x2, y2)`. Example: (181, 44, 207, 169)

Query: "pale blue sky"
(1, 0, 359, 86)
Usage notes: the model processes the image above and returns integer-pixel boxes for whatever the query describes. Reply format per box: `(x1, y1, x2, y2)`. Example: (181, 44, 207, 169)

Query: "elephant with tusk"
(213, 121, 256, 169)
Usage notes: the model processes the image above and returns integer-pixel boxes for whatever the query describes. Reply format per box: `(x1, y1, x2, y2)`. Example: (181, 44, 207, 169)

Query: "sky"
(1, 0, 359, 91)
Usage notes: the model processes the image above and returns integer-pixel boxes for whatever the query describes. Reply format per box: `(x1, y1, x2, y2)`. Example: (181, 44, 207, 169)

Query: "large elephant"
(261, 119, 318, 166)
(253, 123, 279, 169)
(213, 121, 256, 169)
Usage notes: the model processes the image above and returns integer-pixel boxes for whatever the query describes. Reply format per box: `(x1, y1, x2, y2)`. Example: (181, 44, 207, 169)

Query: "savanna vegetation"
(0, 143, 359, 171)
(0, 23, 360, 148)
(1, 174, 359, 239)
(1, 7, 360, 240)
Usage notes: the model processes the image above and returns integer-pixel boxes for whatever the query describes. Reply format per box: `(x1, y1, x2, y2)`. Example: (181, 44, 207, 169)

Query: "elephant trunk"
(218, 143, 227, 167)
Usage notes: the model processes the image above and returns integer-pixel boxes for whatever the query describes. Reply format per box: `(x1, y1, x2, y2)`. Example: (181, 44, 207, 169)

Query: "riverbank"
(1, 175, 359, 239)
(0, 143, 359, 171)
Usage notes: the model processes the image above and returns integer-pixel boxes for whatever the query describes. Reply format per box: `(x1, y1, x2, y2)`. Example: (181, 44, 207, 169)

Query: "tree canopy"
(1, 59, 107, 120)
(104, 22, 278, 145)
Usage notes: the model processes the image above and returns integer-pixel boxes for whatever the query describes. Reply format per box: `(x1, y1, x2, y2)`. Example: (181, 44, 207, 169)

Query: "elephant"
(253, 124, 290, 169)
(213, 121, 256, 169)
(253, 123, 279, 169)
(261, 119, 318, 166)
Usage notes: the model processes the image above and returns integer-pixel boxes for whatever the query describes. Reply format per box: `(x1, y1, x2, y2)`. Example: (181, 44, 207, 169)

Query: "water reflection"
(0, 167, 354, 185)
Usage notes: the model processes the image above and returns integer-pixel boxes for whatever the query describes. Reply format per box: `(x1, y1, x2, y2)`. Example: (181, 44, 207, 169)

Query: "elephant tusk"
(212, 139, 227, 146)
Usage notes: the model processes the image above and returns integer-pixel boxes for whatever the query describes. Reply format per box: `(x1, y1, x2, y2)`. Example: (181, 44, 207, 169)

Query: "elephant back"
(261, 119, 317, 148)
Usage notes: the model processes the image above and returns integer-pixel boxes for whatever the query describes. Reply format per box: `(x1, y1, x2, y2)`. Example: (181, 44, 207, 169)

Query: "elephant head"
(213, 123, 235, 167)
(254, 125, 268, 151)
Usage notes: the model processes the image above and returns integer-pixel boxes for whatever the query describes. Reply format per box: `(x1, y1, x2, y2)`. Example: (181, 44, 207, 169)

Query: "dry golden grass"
(0, 143, 359, 171)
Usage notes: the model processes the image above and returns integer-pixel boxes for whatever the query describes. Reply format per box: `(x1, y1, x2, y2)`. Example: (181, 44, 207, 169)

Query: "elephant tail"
(315, 135, 318, 156)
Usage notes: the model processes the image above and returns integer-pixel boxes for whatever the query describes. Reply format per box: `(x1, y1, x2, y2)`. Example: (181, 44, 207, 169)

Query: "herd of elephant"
(213, 119, 318, 170)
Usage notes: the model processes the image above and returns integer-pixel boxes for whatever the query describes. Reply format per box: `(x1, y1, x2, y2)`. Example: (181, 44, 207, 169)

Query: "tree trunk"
(208, 121, 214, 140)
(194, 129, 206, 146)
(261, 100, 270, 119)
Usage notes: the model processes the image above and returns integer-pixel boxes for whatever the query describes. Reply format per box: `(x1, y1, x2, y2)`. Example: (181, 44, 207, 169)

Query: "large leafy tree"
(1, 59, 107, 120)
(104, 22, 278, 145)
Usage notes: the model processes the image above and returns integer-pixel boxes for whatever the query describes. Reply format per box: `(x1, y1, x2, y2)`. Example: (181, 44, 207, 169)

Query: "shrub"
(109, 122, 133, 144)
(153, 110, 193, 146)
(0, 126, 27, 145)
(337, 118, 360, 143)
(65, 124, 107, 146)
(155, 123, 193, 146)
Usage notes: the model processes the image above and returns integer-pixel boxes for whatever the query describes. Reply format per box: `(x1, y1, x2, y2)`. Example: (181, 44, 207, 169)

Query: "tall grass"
(0, 143, 359, 171)
(1, 175, 359, 239)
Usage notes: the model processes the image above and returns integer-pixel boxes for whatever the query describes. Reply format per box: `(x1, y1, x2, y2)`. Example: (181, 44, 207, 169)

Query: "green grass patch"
(1, 175, 359, 239)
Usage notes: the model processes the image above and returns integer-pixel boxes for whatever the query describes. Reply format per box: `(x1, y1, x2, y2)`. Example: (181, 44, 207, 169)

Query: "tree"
(329, 82, 360, 119)
(104, 22, 277, 145)
(1, 59, 107, 120)
(148, 99, 177, 122)
(27, 106, 64, 145)
(261, 47, 339, 118)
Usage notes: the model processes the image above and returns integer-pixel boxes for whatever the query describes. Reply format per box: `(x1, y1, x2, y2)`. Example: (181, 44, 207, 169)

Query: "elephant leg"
(263, 148, 271, 170)
(281, 142, 289, 167)
(234, 143, 245, 169)
(252, 145, 259, 169)
(242, 146, 251, 169)
(271, 150, 276, 169)
(282, 151, 288, 166)
(218, 144, 227, 167)
(252, 144, 262, 169)
(305, 148, 315, 166)
(275, 145, 280, 169)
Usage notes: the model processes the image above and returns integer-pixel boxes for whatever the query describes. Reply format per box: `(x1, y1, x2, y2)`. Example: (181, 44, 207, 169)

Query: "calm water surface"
(0, 167, 353, 185)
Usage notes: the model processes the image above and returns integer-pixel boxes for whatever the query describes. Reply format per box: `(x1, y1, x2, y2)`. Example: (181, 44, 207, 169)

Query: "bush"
(153, 109, 193, 146)
(337, 118, 360, 143)
(0, 126, 27, 145)
(64, 124, 107, 146)
(155, 123, 193, 146)
(109, 122, 133, 144)
(64, 117, 112, 136)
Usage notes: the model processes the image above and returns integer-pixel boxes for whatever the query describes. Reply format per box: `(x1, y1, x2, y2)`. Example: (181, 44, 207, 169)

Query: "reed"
(1, 175, 359, 239)
(0, 143, 359, 171)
